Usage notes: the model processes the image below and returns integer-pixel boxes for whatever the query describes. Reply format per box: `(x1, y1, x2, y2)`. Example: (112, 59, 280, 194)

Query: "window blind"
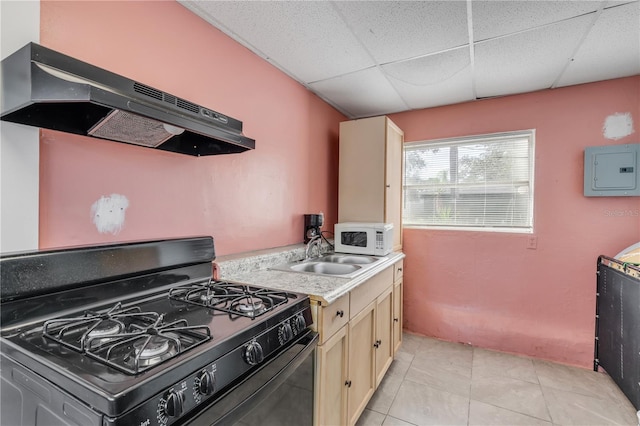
(403, 130, 535, 232)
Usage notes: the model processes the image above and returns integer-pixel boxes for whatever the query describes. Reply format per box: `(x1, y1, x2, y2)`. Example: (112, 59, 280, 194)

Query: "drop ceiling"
(180, 0, 640, 119)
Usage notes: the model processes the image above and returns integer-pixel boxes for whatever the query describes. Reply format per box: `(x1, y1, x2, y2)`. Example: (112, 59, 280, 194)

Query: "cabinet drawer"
(393, 260, 404, 282)
(350, 266, 393, 318)
(317, 293, 350, 344)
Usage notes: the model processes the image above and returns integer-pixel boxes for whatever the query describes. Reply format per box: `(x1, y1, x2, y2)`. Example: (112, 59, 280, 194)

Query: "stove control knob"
(196, 370, 216, 396)
(278, 322, 293, 345)
(243, 341, 264, 366)
(292, 313, 307, 334)
(164, 389, 185, 418)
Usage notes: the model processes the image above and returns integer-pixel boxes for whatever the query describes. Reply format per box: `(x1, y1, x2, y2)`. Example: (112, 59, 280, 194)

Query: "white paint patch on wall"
(603, 112, 635, 140)
(91, 194, 129, 235)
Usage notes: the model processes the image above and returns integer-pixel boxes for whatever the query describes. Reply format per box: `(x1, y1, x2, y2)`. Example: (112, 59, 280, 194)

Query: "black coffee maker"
(304, 213, 324, 243)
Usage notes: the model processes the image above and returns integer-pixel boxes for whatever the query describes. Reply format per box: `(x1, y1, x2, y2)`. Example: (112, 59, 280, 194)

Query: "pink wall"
(36, 1, 639, 366)
(38, 0, 343, 255)
(390, 76, 640, 367)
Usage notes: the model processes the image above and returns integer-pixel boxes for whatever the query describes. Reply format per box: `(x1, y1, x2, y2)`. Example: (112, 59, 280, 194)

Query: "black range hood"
(1, 43, 255, 156)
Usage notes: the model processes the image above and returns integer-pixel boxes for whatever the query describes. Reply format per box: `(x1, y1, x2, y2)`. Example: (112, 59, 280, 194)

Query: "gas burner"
(169, 281, 297, 319)
(44, 304, 212, 375)
(130, 336, 176, 368)
(136, 336, 170, 358)
(87, 321, 125, 338)
(234, 298, 266, 318)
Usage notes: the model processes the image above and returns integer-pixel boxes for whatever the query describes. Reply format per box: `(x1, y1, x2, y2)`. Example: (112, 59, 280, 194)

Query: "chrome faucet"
(305, 235, 323, 259)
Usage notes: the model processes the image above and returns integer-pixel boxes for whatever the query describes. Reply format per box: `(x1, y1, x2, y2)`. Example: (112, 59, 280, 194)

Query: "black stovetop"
(2, 278, 308, 416)
(0, 237, 311, 418)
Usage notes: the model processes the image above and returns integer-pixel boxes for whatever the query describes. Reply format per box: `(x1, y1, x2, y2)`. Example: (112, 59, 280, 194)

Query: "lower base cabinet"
(314, 259, 404, 426)
(316, 326, 348, 426)
(347, 302, 376, 425)
(392, 279, 403, 354)
(374, 287, 393, 388)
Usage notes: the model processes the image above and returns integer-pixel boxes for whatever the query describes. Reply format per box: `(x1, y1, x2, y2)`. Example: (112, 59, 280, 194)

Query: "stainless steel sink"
(290, 262, 361, 275)
(269, 253, 383, 278)
(316, 254, 381, 265)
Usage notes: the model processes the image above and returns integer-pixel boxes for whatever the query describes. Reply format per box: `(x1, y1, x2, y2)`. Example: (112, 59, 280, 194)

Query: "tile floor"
(356, 333, 638, 426)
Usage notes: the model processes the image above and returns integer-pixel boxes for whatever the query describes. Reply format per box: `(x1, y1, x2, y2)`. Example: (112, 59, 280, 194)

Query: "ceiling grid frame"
(179, 0, 640, 119)
(550, 2, 607, 89)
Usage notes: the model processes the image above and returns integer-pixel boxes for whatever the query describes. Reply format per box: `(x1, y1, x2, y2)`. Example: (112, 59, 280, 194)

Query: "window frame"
(403, 129, 536, 234)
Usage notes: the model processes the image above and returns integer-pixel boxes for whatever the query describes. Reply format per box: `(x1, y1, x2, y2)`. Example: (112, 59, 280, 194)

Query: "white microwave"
(334, 223, 393, 256)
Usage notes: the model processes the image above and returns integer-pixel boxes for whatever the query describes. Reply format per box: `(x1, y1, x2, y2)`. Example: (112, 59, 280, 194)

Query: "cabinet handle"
(336, 310, 344, 318)
(397, 268, 402, 272)
(394, 318, 399, 322)
(373, 339, 381, 348)
(345, 380, 352, 388)
(386, 184, 391, 188)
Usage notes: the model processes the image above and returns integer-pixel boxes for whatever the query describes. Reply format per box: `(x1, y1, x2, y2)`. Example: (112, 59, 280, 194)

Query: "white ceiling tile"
(180, 0, 638, 115)
(180, 1, 374, 83)
(475, 14, 594, 98)
(557, 2, 640, 87)
(309, 68, 408, 118)
(606, 0, 638, 7)
(472, 1, 599, 41)
(382, 47, 474, 109)
(333, 1, 469, 64)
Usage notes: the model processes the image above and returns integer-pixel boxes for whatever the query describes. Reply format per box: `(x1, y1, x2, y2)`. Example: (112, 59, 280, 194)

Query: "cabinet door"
(315, 326, 348, 426)
(338, 117, 386, 223)
(392, 279, 403, 355)
(347, 301, 376, 426)
(385, 120, 404, 251)
(374, 287, 393, 387)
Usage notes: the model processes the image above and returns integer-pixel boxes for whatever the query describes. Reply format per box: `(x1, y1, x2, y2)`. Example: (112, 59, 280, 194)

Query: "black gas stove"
(0, 237, 316, 426)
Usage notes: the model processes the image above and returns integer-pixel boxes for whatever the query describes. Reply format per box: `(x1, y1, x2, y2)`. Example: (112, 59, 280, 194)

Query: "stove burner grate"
(43, 303, 211, 375)
(43, 303, 159, 352)
(169, 281, 296, 318)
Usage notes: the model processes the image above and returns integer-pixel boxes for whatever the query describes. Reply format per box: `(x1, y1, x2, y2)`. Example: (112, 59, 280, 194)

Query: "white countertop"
(216, 245, 404, 305)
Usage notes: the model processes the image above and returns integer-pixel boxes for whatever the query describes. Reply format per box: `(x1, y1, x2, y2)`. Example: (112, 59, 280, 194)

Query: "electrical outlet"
(527, 235, 538, 250)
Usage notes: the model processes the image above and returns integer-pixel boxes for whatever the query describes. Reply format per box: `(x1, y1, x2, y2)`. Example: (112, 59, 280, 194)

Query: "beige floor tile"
(387, 380, 469, 425)
(360, 333, 638, 426)
(382, 415, 417, 426)
(541, 385, 638, 425)
(356, 409, 386, 426)
(399, 332, 423, 355)
(416, 336, 473, 357)
(534, 359, 626, 402)
(386, 356, 412, 379)
(470, 375, 550, 421)
(367, 372, 404, 414)
(405, 355, 472, 398)
(472, 347, 538, 384)
(394, 348, 415, 364)
(469, 400, 552, 425)
(412, 339, 473, 379)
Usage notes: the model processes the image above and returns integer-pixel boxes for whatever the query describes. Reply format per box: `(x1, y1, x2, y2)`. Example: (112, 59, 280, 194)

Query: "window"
(403, 130, 535, 233)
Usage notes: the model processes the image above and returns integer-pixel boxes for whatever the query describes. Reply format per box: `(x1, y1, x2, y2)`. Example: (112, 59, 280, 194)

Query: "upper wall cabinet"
(338, 116, 404, 251)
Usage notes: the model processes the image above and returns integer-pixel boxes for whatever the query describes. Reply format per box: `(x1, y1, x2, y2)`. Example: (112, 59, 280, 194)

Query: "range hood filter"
(88, 110, 174, 148)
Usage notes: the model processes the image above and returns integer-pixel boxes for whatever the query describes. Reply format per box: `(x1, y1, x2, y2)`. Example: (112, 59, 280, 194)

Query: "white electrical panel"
(584, 144, 640, 196)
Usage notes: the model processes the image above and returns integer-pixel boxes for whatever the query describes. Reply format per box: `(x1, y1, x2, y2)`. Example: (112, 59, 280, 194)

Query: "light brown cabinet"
(346, 302, 376, 425)
(316, 325, 348, 426)
(312, 263, 401, 426)
(374, 287, 393, 388)
(338, 116, 404, 251)
(392, 260, 404, 355)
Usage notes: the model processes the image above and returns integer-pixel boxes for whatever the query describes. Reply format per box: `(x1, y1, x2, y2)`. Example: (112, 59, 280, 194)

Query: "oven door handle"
(187, 329, 319, 426)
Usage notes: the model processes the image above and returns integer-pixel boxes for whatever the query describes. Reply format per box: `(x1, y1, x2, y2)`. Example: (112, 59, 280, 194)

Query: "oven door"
(185, 329, 318, 426)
